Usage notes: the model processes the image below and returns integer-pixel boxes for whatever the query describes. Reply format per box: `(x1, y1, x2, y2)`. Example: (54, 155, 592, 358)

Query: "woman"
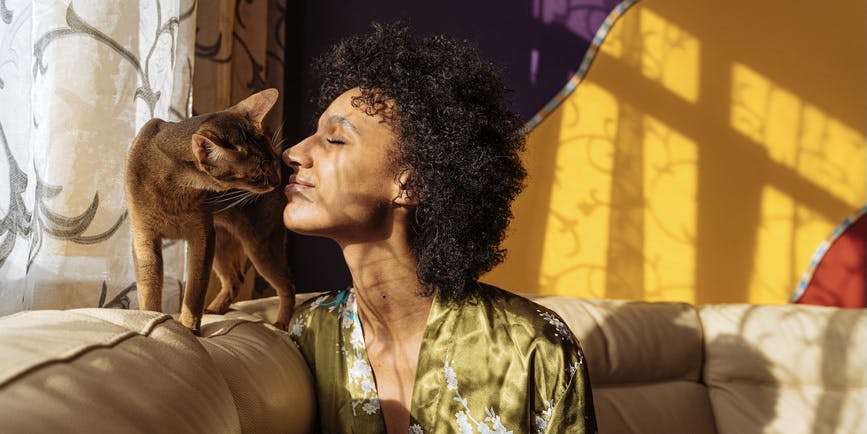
(284, 23, 596, 434)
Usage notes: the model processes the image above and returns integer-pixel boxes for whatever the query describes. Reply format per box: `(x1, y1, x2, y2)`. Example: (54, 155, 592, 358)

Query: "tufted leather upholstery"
(0, 294, 862, 434)
(0, 307, 313, 434)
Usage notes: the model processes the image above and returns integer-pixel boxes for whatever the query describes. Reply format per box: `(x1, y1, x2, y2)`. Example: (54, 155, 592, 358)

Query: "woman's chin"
(282, 207, 319, 235)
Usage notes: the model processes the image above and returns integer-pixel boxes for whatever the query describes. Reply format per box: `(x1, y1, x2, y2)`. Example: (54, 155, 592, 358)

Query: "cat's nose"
(265, 165, 280, 187)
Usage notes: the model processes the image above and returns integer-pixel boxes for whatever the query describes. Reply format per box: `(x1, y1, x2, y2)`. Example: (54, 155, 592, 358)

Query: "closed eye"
(326, 137, 345, 145)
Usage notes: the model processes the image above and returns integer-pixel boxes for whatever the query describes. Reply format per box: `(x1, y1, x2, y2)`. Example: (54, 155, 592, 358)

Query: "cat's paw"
(178, 311, 202, 336)
(205, 296, 232, 315)
(272, 320, 290, 331)
(188, 326, 202, 336)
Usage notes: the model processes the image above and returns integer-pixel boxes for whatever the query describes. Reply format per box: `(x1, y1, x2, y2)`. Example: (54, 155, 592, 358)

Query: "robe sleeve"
(541, 346, 597, 434)
(530, 307, 598, 434)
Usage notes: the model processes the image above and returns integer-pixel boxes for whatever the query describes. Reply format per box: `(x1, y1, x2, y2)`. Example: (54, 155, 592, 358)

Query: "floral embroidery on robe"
(290, 284, 597, 433)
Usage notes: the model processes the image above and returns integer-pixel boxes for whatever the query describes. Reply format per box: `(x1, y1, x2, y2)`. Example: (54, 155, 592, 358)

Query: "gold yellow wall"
(483, 0, 866, 304)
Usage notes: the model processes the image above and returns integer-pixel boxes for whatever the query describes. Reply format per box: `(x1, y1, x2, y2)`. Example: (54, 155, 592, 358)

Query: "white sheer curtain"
(0, 0, 197, 315)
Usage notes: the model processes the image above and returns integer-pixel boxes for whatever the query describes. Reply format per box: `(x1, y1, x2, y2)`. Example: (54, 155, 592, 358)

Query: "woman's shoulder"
(474, 283, 580, 351)
(475, 283, 562, 324)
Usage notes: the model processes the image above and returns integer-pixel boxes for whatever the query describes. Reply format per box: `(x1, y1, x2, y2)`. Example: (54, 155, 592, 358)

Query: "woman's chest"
(365, 339, 423, 432)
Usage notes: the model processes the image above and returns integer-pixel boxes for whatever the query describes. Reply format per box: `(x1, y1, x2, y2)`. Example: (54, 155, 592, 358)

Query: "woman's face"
(282, 88, 402, 241)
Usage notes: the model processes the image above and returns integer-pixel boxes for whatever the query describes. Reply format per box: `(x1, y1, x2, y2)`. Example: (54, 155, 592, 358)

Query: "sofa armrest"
(199, 311, 315, 433)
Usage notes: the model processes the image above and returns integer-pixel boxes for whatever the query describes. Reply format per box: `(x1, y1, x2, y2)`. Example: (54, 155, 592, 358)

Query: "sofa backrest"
(700, 304, 867, 434)
(0, 308, 314, 433)
(533, 296, 718, 434)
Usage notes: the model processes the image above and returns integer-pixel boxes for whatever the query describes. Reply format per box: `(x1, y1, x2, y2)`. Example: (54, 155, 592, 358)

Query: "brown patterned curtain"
(193, 0, 286, 130)
(193, 0, 288, 302)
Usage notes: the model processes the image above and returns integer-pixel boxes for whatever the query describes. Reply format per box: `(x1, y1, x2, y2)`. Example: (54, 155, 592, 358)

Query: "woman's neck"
(341, 239, 433, 342)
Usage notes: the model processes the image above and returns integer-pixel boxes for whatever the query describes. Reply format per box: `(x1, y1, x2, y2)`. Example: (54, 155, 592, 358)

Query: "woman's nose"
(283, 136, 313, 169)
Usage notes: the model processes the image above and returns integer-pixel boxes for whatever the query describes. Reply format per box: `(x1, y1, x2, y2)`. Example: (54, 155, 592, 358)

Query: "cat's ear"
(227, 88, 279, 127)
(192, 133, 233, 165)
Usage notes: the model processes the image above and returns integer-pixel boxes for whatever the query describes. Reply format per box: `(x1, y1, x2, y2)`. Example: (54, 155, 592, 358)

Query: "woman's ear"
(392, 169, 418, 208)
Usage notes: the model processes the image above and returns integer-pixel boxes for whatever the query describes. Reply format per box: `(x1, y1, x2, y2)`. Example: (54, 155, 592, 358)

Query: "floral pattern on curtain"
(0, 0, 288, 316)
(0, 0, 197, 315)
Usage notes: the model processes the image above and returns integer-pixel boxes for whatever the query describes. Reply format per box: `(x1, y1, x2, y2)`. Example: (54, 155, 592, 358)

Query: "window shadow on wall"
(485, 0, 865, 304)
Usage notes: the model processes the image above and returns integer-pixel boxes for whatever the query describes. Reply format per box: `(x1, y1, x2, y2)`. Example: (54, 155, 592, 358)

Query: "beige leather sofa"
(0, 306, 315, 434)
(0, 294, 863, 433)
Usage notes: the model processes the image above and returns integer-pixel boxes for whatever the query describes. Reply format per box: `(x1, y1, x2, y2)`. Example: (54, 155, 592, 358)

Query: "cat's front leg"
(132, 232, 164, 312)
(178, 224, 216, 335)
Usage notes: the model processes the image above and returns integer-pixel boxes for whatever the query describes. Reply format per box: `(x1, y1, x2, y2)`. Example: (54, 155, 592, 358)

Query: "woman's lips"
(285, 175, 314, 195)
(285, 183, 311, 194)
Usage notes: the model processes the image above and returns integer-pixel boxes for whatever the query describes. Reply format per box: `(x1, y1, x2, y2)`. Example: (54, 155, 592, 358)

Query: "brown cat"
(125, 89, 295, 333)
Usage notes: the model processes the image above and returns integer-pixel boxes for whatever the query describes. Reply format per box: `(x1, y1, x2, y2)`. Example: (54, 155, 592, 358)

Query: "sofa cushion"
(591, 381, 717, 434)
(701, 304, 867, 434)
(0, 308, 241, 433)
(534, 298, 703, 384)
(231, 292, 321, 324)
(198, 311, 314, 434)
(531, 296, 717, 434)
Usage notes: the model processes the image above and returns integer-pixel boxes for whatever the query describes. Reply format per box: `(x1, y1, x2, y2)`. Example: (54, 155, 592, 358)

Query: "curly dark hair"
(312, 22, 527, 302)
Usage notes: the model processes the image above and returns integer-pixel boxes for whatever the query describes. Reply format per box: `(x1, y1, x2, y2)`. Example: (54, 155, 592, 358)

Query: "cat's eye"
(213, 137, 237, 150)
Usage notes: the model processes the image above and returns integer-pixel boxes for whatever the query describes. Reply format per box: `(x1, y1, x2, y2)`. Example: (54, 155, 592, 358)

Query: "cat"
(125, 88, 295, 334)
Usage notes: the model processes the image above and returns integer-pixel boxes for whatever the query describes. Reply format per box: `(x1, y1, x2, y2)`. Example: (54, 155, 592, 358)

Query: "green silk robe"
(289, 284, 597, 434)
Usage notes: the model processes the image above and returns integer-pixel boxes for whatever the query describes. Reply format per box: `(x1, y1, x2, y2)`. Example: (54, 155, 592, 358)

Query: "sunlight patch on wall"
(639, 8, 700, 104)
(642, 115, 697, 303)
(731, 63, 865, 207)
(749, 194, 861, 305)
(487, 0, 865, 304)
(536, 83, 619, 297)
(749, 185, 796, 304)
(792, 205, 838, 297)
(797, 105, 865, 206)
(732, 62, 866, 303)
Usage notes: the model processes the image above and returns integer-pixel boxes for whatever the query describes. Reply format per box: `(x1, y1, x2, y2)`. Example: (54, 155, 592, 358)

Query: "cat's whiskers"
(272, 138, 287, 153)
(213, 196, 246, 213)
(213, 190, 259, 213)
(271, 124, 285, 152)
(205, 189, 249, 204)
(212, 193, 251, 206)
(239, 194, 257, 208)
